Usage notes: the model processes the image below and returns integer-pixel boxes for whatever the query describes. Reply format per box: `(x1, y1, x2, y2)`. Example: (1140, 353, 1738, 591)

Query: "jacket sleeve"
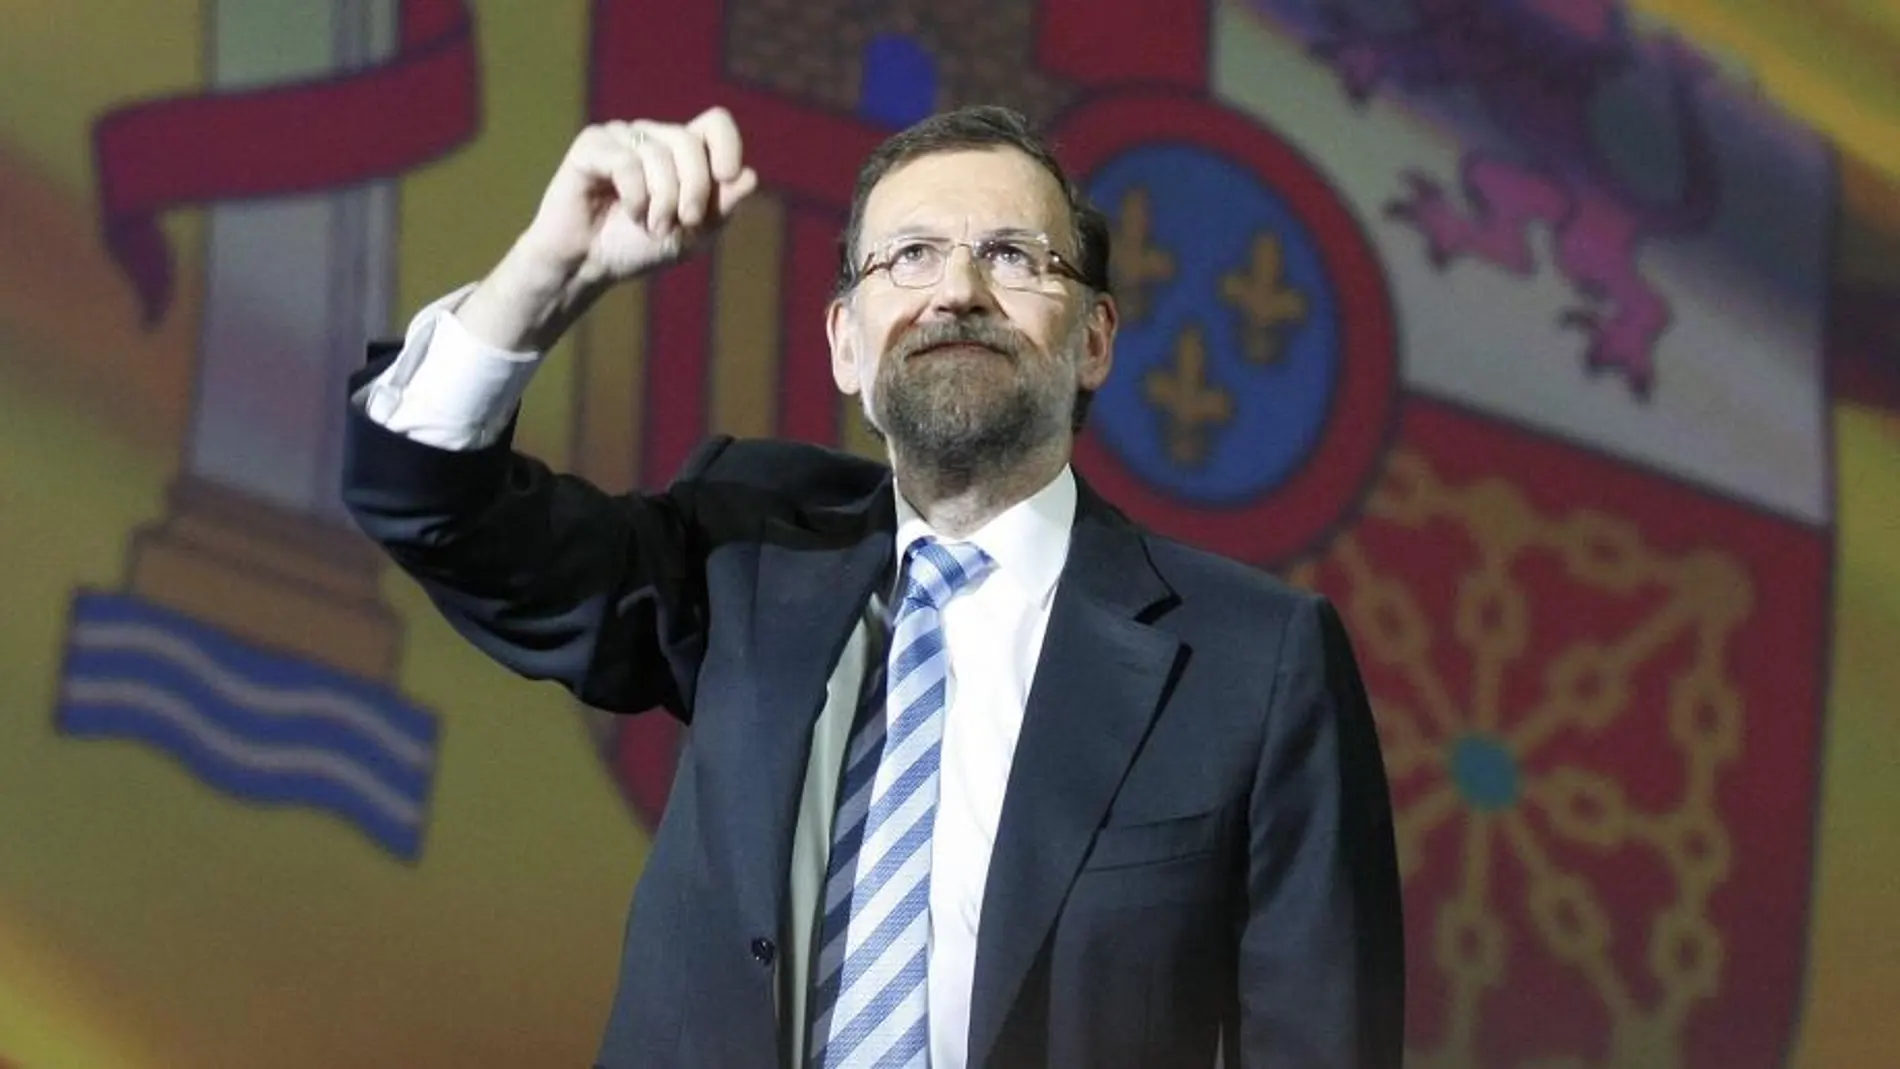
(1237, 593, 1407, 1067)
(339, 344, 725, 718)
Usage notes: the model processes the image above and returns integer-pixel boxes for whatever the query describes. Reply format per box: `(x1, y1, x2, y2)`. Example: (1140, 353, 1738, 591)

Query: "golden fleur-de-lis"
(1223, 233, 1307, 365)
(1144, 325, 1233, 467)
(1110, 187, 1175, 322)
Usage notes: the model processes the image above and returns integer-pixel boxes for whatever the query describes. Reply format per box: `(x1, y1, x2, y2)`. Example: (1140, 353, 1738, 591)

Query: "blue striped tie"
(808, 537, 993, 1068)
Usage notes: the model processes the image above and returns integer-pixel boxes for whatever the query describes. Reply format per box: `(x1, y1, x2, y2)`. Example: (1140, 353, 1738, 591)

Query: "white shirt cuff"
(353, 283, 544, 451)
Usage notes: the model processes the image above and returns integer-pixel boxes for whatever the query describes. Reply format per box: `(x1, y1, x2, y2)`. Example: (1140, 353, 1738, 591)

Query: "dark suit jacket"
(341, 350, 1404, 1068)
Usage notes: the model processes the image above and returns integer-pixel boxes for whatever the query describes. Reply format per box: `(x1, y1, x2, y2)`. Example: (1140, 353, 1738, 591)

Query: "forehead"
(860, 148, 1071, 242)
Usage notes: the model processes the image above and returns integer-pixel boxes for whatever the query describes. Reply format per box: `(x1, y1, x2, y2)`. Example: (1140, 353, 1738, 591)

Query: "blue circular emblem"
(1087, 145, 1341, 506)
(1059, 93, 1397, 564)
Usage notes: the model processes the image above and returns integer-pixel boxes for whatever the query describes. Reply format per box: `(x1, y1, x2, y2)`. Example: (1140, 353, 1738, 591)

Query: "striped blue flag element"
(55, 590, 439, 860)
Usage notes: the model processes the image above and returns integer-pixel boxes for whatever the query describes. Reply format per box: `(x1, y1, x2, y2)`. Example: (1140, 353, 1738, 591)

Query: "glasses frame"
(853, 231, 1087, 292)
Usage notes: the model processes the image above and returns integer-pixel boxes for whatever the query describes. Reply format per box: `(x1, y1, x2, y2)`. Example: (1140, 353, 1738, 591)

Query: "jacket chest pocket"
(1073, 806, 1238, 909)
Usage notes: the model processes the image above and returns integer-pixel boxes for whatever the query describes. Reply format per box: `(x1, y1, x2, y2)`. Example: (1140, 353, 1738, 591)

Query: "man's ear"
(827, 296, 862, 395)
(1077, 292, 1118, 391)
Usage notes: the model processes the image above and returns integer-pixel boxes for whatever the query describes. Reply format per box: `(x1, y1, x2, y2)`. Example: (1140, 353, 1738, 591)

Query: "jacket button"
(751, 937, 777, 966)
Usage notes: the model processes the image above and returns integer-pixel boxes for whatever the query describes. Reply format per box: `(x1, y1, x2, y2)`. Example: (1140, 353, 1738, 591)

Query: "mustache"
(889, 317, 1029, 364)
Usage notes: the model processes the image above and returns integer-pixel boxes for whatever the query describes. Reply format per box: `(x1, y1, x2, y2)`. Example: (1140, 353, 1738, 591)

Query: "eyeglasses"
(856, 232, 1085, 291)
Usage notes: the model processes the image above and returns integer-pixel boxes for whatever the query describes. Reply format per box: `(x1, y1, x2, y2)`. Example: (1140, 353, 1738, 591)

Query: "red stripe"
(643, 253, 715, 483)
(90, 0, 480, 324)
(612, 714, 681, 828)
(1035, 0, 1208, 90)
(591, 0, 882, 205)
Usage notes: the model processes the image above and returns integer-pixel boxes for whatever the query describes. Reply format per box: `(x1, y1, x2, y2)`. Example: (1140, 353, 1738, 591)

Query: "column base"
(125, 477, 402, 682)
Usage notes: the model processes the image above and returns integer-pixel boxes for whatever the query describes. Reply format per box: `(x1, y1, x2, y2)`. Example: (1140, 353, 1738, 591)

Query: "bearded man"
(342, 104, 1404, 1069)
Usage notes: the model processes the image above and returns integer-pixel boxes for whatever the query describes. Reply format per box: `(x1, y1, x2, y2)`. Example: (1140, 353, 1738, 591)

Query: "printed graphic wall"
(3, 1, 1896, 1066)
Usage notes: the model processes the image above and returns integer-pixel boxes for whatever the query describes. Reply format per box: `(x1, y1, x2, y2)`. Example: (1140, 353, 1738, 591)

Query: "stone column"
(127, 0, 403, 681)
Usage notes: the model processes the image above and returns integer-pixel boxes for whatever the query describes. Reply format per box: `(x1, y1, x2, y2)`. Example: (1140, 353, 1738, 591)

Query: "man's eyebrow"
(972, 227, 1051, 243)
(865, 227, 943, 246)
(872, 225, 1050, 242)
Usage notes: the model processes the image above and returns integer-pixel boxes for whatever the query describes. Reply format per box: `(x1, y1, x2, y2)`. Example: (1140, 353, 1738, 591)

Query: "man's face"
(827, 148, 1116, 472)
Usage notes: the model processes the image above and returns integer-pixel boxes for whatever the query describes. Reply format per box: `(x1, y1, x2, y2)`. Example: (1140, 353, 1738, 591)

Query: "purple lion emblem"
(1312, 0, 1721, 396)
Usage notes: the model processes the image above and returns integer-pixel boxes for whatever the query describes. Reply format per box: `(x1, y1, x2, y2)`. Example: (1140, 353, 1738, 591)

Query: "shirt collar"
(892, 465, 1076, 609)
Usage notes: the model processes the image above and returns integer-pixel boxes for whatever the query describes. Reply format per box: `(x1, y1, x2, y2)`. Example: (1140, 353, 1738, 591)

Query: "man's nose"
(926, 245, 997, 315)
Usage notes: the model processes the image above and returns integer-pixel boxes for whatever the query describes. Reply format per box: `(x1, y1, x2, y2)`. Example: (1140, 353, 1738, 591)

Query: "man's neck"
(890, 438, 1070, 541)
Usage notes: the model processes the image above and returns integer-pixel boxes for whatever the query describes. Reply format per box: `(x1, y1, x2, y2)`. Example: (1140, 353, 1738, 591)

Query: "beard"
(867, 314, 1081, 475)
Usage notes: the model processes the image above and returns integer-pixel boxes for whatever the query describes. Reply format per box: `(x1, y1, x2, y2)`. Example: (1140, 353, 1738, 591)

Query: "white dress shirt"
(358, 291, 1074, 1068)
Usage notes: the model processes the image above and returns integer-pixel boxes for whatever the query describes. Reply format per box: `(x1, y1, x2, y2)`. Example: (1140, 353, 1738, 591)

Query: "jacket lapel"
(967, 482, 1182, 1067)
(723, 483, 895, 941)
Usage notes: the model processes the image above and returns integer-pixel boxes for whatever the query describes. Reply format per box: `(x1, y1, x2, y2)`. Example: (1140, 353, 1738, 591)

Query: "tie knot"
(902, 537, 993, 611)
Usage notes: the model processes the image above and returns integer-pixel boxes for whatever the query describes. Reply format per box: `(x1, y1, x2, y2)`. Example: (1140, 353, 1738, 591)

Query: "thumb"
(713, 167, 760, 219)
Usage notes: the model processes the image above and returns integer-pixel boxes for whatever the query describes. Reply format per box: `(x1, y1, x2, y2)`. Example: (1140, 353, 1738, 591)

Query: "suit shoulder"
(1135, 531, 1361, 684)
(1141, 531, 1316, 609)
(1132, 527, 1345, 660)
